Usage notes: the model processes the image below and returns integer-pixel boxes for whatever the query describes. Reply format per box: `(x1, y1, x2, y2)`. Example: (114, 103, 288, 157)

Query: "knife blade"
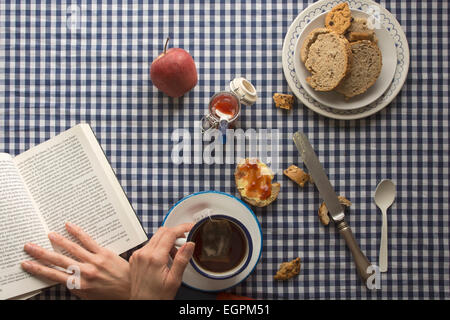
(293, 132, 374, 285)
(293, 132, 345, 222)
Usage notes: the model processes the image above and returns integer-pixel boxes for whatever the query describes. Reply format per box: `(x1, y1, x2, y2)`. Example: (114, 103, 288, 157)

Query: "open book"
(0, 123, 148, 300)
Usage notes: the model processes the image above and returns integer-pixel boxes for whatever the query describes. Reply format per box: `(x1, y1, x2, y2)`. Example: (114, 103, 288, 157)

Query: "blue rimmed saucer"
(162, 191, 263, 292)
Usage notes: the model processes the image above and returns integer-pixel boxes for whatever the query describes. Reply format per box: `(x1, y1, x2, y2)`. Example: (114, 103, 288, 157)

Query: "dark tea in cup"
(190, 216, 248, 274)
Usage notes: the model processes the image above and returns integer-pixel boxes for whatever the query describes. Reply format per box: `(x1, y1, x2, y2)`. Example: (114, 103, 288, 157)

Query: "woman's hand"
(129, 223, 195, 300)
(21, 222, 130, 300)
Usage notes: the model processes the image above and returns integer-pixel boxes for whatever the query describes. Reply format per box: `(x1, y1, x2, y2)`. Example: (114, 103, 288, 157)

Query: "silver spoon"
(216, 109, 232, 144)
(374, 179, 396, 272)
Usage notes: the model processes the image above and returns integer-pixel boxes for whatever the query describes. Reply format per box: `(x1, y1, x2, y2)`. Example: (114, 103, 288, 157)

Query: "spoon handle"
(218, 120, 228, 144)
(379, 209, 388, 272)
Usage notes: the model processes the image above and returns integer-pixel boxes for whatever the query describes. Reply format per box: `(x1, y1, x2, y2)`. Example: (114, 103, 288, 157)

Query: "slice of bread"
(325, 2, 352, 34)
(241, 182, 280, 208)
(235, 158, 280, 207)
(335, 40, 382, 98)
(347, 17, 369, 32)
(347, 31, 375, 42)
(345, 17, 377, 43)
(304, 32, 351, 91)
(300, 28, 330, 63)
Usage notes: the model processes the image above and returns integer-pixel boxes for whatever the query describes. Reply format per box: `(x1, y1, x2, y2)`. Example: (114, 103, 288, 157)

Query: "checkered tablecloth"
(0, 0, 448, 300)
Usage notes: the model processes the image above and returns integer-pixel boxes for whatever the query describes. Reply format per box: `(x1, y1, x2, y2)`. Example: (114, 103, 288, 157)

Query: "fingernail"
(183, 242, 195, 258)
(24, 243, 35, 253)
(65, 222, 74, 229)
(21, 261, 33, 269)
(48, 232, 59, 241)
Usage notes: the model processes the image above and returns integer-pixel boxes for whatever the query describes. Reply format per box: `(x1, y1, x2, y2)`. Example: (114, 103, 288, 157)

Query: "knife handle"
(336, 219, 374, 286)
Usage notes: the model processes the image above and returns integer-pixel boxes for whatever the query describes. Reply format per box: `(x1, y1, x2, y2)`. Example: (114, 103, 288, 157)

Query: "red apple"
(150, 37, 198, 98)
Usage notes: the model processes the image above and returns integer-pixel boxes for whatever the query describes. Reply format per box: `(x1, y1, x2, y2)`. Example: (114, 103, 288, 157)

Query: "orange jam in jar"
(209, 92, 240, 121)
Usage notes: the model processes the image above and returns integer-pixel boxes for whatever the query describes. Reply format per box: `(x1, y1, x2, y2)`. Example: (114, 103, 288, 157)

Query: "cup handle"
(175, 231, 190, 248)
(174, 237, 186, 248)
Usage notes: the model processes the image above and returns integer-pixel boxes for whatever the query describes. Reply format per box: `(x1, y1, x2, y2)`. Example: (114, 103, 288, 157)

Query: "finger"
(48, 232, 94, 263)
(142, 223, 193, 256)
(163, 222, 194, 247)
(146, 227, 166, 249)
(172, 222, 195, 236)
(65, 222, 102, 253)
(135, 229, 167, 266)
(152, 223, 194, 260)
(24, 242, 79, 270)
(167, 242, 195, 286)
(160, 223, 194, 248)
(169, 247, 178, 260)
(21, 260, 70, 285)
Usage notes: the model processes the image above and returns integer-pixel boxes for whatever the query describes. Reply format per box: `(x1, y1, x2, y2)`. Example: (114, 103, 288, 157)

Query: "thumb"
(168, 242, 195, 283)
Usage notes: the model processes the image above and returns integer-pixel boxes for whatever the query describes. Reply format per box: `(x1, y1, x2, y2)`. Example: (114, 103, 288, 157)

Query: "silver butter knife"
(293, 132, 374, 284)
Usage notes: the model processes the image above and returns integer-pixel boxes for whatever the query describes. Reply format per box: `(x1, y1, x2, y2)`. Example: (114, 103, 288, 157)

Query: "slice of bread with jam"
(235, 158, 280, 207)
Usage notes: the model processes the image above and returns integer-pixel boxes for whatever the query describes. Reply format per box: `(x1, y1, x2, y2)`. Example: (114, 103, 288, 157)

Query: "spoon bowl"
(374, 179, 396, 273)
(374, 179, 396, 210)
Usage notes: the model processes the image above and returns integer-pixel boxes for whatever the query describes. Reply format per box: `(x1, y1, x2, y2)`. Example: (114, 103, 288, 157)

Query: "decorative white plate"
(283, 0, 409, 119)
(162, 191, 263, 292)
(294, 9, 397, 110)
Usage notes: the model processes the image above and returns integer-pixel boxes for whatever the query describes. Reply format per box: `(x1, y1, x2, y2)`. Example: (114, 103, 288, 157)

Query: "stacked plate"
(282, 0, 409, 120)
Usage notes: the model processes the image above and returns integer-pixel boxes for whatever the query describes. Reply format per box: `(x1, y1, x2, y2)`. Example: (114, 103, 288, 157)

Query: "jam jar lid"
(229, 77, 258, 107)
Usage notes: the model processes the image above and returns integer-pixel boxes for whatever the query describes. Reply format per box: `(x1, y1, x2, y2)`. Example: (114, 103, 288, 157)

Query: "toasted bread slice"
(335, 40, 382, 98)
(347, 31, 375, 42)
(304, 32, 351, 91)
(240, 182, 280, 208)
(235, 158, 280, 207)
(345, 17, 377, 43)
(347, 17, 370, 32)
(300, 28, 330, 64)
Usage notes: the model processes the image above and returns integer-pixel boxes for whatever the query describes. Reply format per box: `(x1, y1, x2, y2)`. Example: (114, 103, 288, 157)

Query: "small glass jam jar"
(201, 77, 257, 134)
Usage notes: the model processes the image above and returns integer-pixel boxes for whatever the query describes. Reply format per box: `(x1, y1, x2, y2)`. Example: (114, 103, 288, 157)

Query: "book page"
(0, 153, 54, 300)
(14, 124, 147, 257)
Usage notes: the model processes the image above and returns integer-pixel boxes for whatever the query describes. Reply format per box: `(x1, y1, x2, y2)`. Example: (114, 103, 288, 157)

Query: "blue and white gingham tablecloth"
(0, 0, 448, 299)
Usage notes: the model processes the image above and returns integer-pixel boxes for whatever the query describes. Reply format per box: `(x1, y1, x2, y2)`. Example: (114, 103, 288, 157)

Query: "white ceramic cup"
(175, 213, 253, 280)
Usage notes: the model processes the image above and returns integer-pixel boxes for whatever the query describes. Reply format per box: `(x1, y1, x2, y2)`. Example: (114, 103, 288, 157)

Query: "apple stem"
(164, 37, 170, 54)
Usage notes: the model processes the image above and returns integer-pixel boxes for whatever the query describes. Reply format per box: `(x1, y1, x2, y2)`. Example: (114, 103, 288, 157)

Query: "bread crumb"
(318, 195, 352, 226)
(284, 165, 310, 187)
(274, 257, 301, 280)
(273, 93, 295, 110)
